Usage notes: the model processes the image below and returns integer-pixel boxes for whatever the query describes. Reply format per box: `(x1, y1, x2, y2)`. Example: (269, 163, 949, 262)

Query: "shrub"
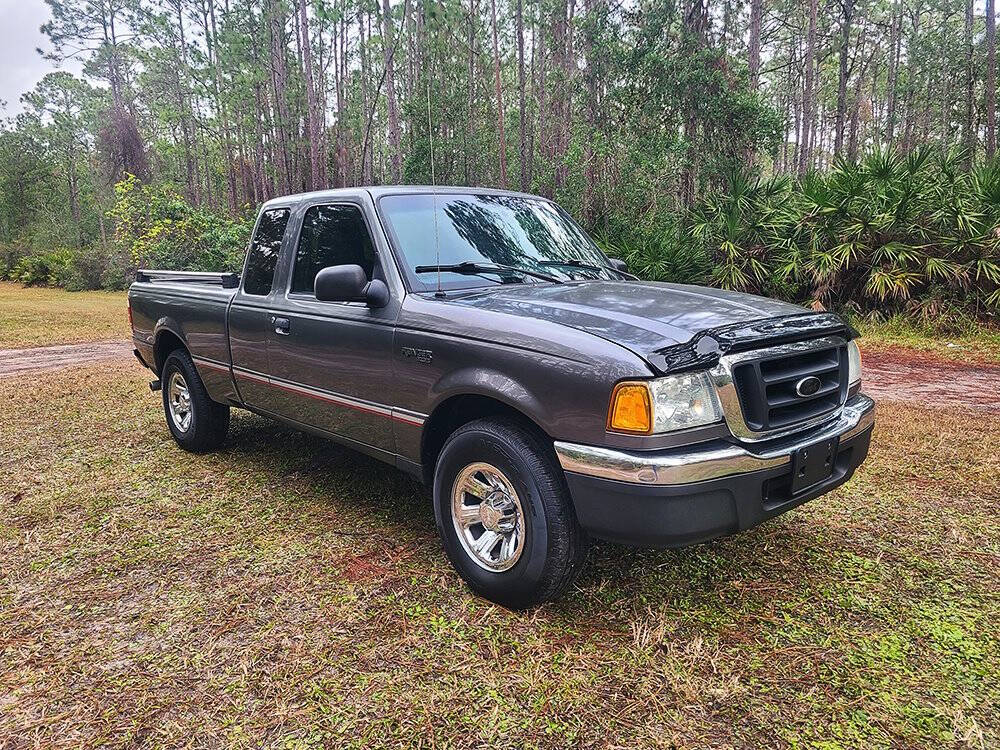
(0, 244, 27, 280)
(595, 226, 709, 286)
(57, 246, 111, 291)
(676, 148, 1000, 318)
(11, 249, 74, 286)
(109, 175, 253, 283)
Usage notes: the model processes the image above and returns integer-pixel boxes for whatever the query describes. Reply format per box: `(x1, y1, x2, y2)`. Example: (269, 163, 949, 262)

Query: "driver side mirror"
(314, 264, 390, 308)
(608, 257, 628, 273)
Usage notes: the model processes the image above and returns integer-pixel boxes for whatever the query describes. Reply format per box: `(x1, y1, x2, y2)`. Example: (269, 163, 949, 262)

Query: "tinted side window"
(291, 204, 376, 295)
(243, 208, 290, 295)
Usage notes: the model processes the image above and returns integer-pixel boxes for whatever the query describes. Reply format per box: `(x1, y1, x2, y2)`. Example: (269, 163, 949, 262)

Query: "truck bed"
(128, 270, 239, 391)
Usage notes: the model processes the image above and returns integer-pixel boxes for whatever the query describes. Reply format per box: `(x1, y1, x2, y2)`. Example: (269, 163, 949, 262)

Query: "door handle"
(271, 316, 290, 335)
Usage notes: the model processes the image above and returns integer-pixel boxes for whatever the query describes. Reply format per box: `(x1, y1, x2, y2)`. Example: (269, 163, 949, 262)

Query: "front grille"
(732, 343, 848, 432)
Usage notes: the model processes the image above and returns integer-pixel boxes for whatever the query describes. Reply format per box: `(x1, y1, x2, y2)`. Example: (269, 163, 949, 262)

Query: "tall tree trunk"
(66, 147, 80, 245)
(799, 0, 819, 177)
(206, 0, 239, 209)
(529, 10, 539, 189)
(268, 0, 293, 193)
(793, 34, 804, 169)
(848, 45, 874, 161)
(834, 0, 854, 158)
(748, 0, 762, 91)
(105, 7, 125, 112)
(516, 0, 528, 190)
(536, 12, 547, 193)
(466, 0, 477, 184)
(561, 0, 576, 189)
(358, 5, 373, 183)
(681, 0, 708, 205)
(921, 69, 934, 144)
(550, 0, 574, 191)
(298, 0, 322, 189)
(780, 43, 794, 172)
(988, 0, 997, 157)
(489, 0, 508, 187)
(902, 9, 921, 153)
(815, 100, 826, 170)
(173, 1, 200, 203)
(97, 201, 108, 252)
(582, 0, 600, 225)
(332, 0, 347, 187)
(963, 0, 974, 166)
(885, 3, 901, 145)
(381, 0, 403, 182)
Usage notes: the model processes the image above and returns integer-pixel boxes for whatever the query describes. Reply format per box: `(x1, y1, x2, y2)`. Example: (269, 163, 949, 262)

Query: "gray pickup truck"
(129, 186, 874, 607)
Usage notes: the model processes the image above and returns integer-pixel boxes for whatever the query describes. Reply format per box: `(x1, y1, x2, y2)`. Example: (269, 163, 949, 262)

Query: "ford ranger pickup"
(128, 186, 875, 608)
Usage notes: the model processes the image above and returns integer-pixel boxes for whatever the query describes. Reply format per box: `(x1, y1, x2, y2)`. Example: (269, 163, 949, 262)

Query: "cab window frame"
(241, 206, 291, 297)
(286, 201, 380, 301)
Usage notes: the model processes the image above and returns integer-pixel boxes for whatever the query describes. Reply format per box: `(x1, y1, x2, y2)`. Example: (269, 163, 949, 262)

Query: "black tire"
(433, 417, 588, 609)
(160, 349, 230, 453)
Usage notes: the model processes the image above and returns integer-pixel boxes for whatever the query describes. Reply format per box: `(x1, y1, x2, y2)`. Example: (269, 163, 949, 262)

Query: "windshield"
(378, 193, 617, 291)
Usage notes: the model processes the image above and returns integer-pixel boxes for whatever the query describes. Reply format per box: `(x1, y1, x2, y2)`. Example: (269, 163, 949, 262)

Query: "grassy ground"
(0, 282, 129, 348)
(855, 316, 1000, 365)
(1, 362, 997, 748)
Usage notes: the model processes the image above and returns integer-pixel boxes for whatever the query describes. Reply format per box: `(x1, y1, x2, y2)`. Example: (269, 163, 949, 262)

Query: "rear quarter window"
(243, 208, 290, 296)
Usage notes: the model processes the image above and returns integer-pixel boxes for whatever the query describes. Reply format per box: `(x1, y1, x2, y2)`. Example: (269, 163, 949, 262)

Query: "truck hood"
(448, 280, 845, 372)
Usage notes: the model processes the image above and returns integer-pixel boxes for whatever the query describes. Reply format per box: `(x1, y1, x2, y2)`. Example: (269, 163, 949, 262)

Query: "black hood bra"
(648, 312, 858, 375)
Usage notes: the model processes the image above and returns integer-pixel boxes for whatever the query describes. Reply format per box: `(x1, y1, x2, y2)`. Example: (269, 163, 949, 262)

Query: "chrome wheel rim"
(451, 462, 526, 572)
(167, 371, 193, 433)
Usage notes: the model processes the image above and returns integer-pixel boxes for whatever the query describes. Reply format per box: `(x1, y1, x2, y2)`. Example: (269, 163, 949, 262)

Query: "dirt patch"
(863, 349, 1000, 412)
(0, 340, 133, 378)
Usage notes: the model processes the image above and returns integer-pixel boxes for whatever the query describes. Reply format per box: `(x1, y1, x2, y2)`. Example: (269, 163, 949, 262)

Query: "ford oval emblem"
(795, 375, 822, 397)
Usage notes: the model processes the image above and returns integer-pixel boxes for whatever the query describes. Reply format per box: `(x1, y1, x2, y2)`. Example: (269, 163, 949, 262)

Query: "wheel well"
(153, 330, 186, 374)
(420, 394, 549, 485)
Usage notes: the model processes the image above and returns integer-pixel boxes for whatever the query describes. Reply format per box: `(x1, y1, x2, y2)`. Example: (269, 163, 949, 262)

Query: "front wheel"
(161, 349, 230, 453)
(433, 417, 588, 608)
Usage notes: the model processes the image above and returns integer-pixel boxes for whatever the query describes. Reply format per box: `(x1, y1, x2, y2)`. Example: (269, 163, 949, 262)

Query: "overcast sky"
(0, 0, 83, 118)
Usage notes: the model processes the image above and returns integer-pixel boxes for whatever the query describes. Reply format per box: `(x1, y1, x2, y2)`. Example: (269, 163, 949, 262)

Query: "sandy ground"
(862, 349, 1000, 412)
(1, 339, 997, 412)
(0, 340, 134, 378)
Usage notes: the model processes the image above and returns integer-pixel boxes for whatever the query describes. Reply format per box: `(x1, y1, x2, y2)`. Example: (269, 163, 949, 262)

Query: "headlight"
(847, 340, 862, 385)
(608, 372, 723, 435)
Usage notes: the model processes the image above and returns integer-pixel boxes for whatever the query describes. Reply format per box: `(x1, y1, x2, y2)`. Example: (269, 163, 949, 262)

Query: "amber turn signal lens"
(608, 382, 652, 434)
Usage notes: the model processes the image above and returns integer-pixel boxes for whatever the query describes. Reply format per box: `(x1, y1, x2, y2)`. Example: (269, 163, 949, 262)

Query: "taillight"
(127, 298, 134, 329)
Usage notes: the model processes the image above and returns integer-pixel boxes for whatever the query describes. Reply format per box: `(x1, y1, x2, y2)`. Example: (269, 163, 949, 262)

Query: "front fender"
(428, 366, 553, 428)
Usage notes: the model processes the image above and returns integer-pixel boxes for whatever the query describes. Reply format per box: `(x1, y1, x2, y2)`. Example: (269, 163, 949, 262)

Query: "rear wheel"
(433, 417, 588, 608)
(161, 349, 230, 453)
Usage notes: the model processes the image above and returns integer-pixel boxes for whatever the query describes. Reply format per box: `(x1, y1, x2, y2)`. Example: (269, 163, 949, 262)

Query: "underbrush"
(852, 309, 1000, 363)
(1, 176, 253, 291)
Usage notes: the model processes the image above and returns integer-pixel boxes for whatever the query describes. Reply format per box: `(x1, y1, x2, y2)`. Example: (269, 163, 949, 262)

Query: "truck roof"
(259, 185, 543, 211)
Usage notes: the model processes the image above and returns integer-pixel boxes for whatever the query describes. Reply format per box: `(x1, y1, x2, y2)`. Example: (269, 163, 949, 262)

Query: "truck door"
(264, 199, 399, 456)
(229, 206, 291, 411)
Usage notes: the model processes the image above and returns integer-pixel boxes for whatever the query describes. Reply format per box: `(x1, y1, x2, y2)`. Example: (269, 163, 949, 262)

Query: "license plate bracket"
(791, 437, 839, 494)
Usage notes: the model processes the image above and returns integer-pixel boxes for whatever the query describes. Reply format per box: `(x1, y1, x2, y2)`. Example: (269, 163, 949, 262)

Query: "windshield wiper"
(539, 259, 637, 279)
(414, 261, 563, 284)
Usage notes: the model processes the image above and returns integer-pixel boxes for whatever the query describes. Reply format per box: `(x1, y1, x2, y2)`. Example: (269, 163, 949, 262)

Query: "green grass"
(1, 362, 997, 748)
(0, 282, 129, 348)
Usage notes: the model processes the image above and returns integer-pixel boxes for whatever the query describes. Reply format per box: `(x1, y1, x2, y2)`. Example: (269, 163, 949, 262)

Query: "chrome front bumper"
(554, 394, 875, 486)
